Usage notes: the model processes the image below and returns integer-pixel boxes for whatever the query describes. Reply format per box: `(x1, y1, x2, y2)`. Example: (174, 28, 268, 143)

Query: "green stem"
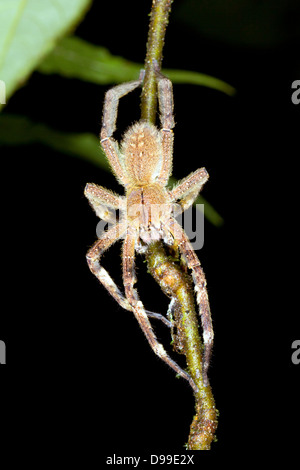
(140, 0, 173, 123)
(141, 0, 218, 450)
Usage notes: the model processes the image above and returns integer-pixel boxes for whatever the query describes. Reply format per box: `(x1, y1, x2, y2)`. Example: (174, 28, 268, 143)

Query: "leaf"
(38, 36, 142, 85)
(0, 114, 224, 226)
(0, 114, 109, 170)
(37, 36, 235, 96)
(164, 69, 235, 97)
(168, 176, 224, 227)
(0, 0, 92, 105)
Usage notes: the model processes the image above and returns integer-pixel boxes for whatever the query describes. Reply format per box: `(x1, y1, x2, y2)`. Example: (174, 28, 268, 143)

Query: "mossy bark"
(141, 0, 218, 450)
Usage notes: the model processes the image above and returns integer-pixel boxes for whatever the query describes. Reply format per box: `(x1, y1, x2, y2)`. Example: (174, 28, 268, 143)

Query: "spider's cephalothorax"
(122, 121, 174, 245)
(85, 70, 213, 392)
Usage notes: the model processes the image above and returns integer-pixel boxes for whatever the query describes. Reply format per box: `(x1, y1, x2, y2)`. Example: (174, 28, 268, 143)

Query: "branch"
(141, 0, 173, 123)
(141, 0, 218, 450)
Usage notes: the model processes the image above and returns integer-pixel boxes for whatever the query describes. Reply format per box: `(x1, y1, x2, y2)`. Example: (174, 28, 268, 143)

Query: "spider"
(85, 69, 213, 392)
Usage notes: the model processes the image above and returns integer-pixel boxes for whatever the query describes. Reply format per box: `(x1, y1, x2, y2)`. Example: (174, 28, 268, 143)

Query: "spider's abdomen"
(121, 121, 162, 185)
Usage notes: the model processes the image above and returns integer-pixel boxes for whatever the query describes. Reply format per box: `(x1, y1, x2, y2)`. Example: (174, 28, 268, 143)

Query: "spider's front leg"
(167, 219, 214, 386)
(123, 229, 198, 393)
(86, 221, 132, 311)
(85, 185, 172, 327)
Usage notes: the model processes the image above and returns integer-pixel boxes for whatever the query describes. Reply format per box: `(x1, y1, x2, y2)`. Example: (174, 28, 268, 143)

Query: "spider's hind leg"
(155, 67, 175, 186)
(101, 72, 144, 140)
(100, 72, 144, 186)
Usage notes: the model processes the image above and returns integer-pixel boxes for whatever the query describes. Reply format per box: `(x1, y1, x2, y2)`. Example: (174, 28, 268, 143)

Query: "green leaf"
(168, 176, 224, 227)
(0, 114, 224, 226)
(164, 69, 235, 97)
(0, 114, 109, 170)
(38, 36, 142, 84)
(0, 0, 92, 105)
(37, 36, 235, 96)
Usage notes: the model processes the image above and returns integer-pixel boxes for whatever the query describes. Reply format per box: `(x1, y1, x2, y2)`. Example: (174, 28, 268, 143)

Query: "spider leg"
(123, 229, 198, 393)
(145, 310, 172, 328)
(170, 168, 209, 216)
(85, 183, 125, 223)
(86, 219, 172, 327)
(167, 218, 213, 385)
(86, 221, 132, 311)
(155, 69, 174, 186)
(100, 73, 144, 186)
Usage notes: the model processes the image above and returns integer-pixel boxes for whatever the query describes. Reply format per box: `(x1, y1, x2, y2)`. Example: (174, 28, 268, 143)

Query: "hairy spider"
(85, 70, 213, 392)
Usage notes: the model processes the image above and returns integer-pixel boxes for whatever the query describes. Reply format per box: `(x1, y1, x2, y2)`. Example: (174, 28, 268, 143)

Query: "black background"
(1, 0, 299, 457)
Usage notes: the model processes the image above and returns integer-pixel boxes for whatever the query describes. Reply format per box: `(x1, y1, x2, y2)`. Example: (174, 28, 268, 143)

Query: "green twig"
(141, 0, 218, 450)
(141, 0, 173, 124)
